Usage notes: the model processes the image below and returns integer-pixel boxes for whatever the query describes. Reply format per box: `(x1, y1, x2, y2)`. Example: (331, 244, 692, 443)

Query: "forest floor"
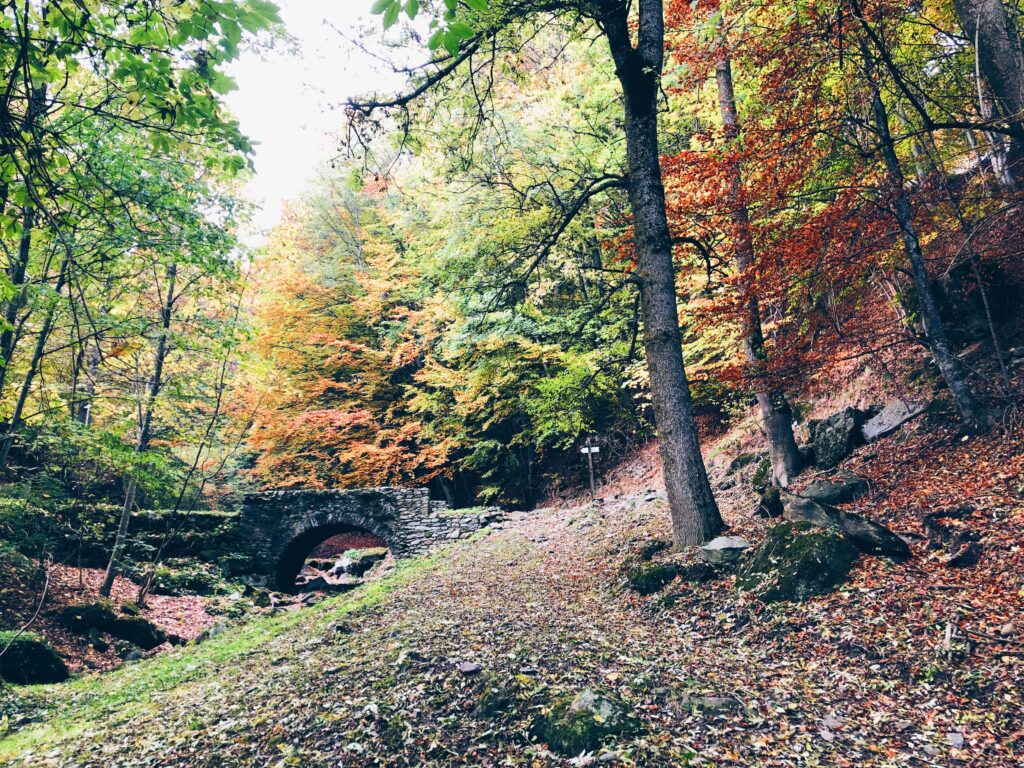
(2, 410, 1023, 766)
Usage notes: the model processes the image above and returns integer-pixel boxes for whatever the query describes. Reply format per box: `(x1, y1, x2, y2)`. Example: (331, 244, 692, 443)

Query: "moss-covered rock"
(58, 602, 118, 633)
(751, 458, 772, 492)
(58, 602, 166, 650)
(534, 688, 641, 755)
(636, 539, 670, 561)
(145, 559, 232, 596)
(624, 561, 679, 595)
(109, 616, 166, 650)
(0, 632, 69, 685)
(736, 522, 859, 602)
(472, 670, 517, 718)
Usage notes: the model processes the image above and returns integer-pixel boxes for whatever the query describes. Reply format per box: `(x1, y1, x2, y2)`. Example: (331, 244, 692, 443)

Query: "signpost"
(580, 436, 600, 502)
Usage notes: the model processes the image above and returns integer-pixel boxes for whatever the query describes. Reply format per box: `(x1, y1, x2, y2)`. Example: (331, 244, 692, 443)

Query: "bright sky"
(225, 0, 406, 244)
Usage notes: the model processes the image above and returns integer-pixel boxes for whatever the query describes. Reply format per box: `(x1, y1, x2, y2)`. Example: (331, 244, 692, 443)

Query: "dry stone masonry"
(238, 487, 502, 589)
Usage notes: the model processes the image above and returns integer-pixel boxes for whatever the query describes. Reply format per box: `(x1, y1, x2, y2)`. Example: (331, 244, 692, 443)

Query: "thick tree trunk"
(602, 1, 723, 545)
(869, 89, 988, 430)
(713, 34, 802, 487)
(952, 0, 1024, 181)
(100, 263, 177, 597)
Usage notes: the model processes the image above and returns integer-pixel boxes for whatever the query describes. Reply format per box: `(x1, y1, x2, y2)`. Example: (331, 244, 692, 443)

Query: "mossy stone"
(473, 670, 516, 718)
(0, 632, 69, 685)
(736, 522, 859, 602)
(534, 688, 641, 755)
(58, 602, 118, 633)
(751, 458, 772, 492)
(624, 561, 679, 595)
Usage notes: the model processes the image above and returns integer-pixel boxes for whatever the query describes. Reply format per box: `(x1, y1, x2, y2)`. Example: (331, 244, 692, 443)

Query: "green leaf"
(404, 0, 420, 19)
(370, 0, 393, 14)
(382, 2, 401, 28)
(465, 0, 489, 10)
(427, 29, 444, 50)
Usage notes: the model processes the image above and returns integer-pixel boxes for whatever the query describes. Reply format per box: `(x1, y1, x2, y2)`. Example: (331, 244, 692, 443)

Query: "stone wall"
(238, 487, 502, 588)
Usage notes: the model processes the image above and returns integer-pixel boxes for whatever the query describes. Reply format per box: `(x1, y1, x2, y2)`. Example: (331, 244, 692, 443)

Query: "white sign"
(580, 446, 600, 454)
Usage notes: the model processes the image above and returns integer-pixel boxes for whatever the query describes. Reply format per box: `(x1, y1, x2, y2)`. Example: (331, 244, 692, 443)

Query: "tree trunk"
(713, 30, 802, 487)
(100, 263, 177, 597)
(868, 87, 988, 430)
(0, 258, 68, 468)
(0, 206, 35, 399)
(601, 0, 723, 545)
(952, 0, 1024, 181)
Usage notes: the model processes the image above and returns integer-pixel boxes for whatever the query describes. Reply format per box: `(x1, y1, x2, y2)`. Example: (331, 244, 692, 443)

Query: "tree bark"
(713, 29, 802, 487)
(868, 87, 987, 430)
(100, 263, 177, 597)
(0, 257, 68, 468)
(601, 0, 723, 545)
(0, 205, 35, 400)
(952, 0, 1024, 181)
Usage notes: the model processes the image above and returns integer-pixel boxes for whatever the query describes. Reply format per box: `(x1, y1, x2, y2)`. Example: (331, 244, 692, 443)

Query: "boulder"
(782, 494, 911, 561)
(736, 522, 860, 602)
(699, 536, 751, 566)
(802, 476, 869, 505)
(756, 487, 784, 518)
(329, 547, 388, 578)
(675, 562, 718, 584)
(623, 561, 679, 595)
(0, 632, 69, 685)
(862, 400, 926, 442)
(808, 408, 866, 468)
(534, 688, 641, 755)
(58, 602, 167, 650)
(301, 576, 363, 593)
(943, 541, 982, 568)
(58, 602, 117, 634)
(109, 616, 166, 650)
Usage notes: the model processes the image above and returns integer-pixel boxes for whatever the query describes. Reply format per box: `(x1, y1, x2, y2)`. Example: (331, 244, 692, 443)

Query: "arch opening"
(275, 522, 390, 593)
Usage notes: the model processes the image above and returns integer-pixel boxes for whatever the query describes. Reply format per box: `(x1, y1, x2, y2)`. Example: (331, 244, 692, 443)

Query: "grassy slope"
(0, 553, 444, 762)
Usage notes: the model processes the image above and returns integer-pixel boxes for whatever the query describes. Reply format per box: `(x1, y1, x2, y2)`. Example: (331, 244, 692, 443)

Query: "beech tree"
(360, 0, 724, 545)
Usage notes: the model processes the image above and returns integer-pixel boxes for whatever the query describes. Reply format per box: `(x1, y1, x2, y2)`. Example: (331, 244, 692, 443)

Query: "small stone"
(699, 536, 752, 566)
(998, 622, 1014, 637)
(458, 661, 483, 675)
(946, 731, 965, 748)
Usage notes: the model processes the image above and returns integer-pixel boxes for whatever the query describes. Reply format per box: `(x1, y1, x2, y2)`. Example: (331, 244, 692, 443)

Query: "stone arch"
(237, 487, 502, 588)
(273, 512, 394, 591)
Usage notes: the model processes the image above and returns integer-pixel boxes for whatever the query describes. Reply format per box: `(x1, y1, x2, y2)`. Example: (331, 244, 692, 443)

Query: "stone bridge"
(238, 487, 502, 589)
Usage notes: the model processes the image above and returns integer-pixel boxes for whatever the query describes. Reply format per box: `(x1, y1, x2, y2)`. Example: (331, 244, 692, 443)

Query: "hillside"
(3, 413, 1021, 767)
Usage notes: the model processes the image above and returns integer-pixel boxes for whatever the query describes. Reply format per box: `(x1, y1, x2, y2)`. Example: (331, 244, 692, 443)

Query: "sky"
(224, 0, 406, 244)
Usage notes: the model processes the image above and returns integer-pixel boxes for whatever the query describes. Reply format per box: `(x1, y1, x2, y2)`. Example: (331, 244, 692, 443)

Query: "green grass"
(0, 551, 443, 761)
